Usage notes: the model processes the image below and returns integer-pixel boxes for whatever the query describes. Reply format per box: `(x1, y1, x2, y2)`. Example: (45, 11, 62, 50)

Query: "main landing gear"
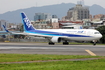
(48, 41, 69, 45)
(48, 42, 55, 45)
(63, 41, 69, 45)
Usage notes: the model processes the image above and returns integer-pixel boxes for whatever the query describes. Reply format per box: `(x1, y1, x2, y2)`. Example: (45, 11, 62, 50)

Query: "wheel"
(93, 42, 96, 46)
(48, 42, 55, 45)
(63, 42, 69, 45)
(92, 40, 97, 46)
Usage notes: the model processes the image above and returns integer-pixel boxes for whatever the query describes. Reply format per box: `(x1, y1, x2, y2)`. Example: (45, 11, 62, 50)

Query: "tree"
(20, 25, 24, 32)
(96, 26, 105, 43)
(14, 25, 25, 39)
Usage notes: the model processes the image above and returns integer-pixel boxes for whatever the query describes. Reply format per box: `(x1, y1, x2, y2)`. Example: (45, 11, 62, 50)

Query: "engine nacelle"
(50, 36, 61, 43)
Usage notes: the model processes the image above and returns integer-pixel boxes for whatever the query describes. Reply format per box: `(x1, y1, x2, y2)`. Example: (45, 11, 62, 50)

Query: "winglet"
(2, 25, 9, 32)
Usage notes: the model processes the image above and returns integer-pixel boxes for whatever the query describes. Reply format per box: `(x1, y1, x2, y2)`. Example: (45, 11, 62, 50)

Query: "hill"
(0, 3, 105, 23)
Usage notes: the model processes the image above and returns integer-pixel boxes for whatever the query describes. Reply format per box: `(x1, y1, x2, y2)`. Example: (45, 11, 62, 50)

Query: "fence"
(0, 37, 48, 42)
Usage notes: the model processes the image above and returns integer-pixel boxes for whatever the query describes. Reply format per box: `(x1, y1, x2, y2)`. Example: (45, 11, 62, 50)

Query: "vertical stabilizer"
(21, 12, 36, 31)
(2, 25, 9, 32)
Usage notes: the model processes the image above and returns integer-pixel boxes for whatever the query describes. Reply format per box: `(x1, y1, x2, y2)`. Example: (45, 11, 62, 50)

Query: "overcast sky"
(0, 0, 105, 14)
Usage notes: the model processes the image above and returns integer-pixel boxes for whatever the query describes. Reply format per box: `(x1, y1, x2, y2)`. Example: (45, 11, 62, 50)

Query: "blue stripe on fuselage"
(25, 30, 91, 37)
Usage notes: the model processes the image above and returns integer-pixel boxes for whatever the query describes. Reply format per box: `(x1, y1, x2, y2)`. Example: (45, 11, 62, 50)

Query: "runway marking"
(0, 47, 74, 50)
(85, 50, 96, 56)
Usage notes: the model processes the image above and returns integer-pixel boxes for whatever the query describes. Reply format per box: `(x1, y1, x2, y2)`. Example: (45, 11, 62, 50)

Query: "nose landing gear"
(92, 40, 97, 46)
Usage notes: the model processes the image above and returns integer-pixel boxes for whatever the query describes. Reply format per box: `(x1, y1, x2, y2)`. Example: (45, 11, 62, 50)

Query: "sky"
(0, 0, 105, 14)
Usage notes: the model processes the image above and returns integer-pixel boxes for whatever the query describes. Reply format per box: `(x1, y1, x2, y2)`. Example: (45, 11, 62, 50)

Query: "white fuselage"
(25, 29, 102, 41)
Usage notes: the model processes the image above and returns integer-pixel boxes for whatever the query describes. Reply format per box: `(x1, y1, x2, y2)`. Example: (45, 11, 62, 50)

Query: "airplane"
(60, 23, 76, 25)
(3, 12, 102, 45)
(91, 21, 105, 24)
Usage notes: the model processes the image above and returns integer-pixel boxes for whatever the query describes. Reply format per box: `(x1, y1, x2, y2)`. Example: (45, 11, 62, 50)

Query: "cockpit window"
(94, 32, 100, 34)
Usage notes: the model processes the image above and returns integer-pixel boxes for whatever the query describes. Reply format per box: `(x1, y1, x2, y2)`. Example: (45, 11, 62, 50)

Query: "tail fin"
(2, 25, 9, 32)
(21, 12, 36, 31)
(80, 26, 83, 29)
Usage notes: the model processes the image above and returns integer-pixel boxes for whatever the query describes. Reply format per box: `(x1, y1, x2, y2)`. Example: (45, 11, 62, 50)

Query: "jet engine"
(50, 36, 61, 43)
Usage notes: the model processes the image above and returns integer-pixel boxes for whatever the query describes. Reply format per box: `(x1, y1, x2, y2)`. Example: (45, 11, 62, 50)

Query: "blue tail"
(21, 12, 36, 31)
(2, 25, 9, 32)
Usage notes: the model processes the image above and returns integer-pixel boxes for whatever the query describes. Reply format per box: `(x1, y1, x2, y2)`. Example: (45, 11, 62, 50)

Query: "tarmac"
(0, 43, 105, 56)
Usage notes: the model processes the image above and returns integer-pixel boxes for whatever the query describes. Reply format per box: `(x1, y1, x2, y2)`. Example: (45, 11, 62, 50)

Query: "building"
(51, 18, 59, 29)
(34, 13, 52, 29)
(93, 14, 105, 21)
(93, 14, 105, 19)
(34, 13, 51, 21)
(33, 13, 59, 29)
(0, 20, 8, 31)
(64, 4, 89, 21)
(8, 23, 21, 31)
(89, 15, 92, 21)
(32, 21, 49, 29)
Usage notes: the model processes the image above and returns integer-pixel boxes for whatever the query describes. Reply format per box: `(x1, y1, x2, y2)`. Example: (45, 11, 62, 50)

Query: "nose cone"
(94, 34, 102, 40)
(100, 34, 102, 38)
(98, 34, 102, 39)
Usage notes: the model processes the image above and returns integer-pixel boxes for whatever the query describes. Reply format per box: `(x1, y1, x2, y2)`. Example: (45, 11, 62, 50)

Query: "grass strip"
(0, 54, 104, 70)
(0, 58, 105, 70)
(0, 54, 101, 62)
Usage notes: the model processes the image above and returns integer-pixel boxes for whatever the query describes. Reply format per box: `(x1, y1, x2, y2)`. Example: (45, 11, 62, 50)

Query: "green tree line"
(96, 26, 105, 44)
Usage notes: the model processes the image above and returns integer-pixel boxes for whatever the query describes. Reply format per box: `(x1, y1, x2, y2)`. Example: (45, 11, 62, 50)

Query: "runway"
(0, 43, 105, 56)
